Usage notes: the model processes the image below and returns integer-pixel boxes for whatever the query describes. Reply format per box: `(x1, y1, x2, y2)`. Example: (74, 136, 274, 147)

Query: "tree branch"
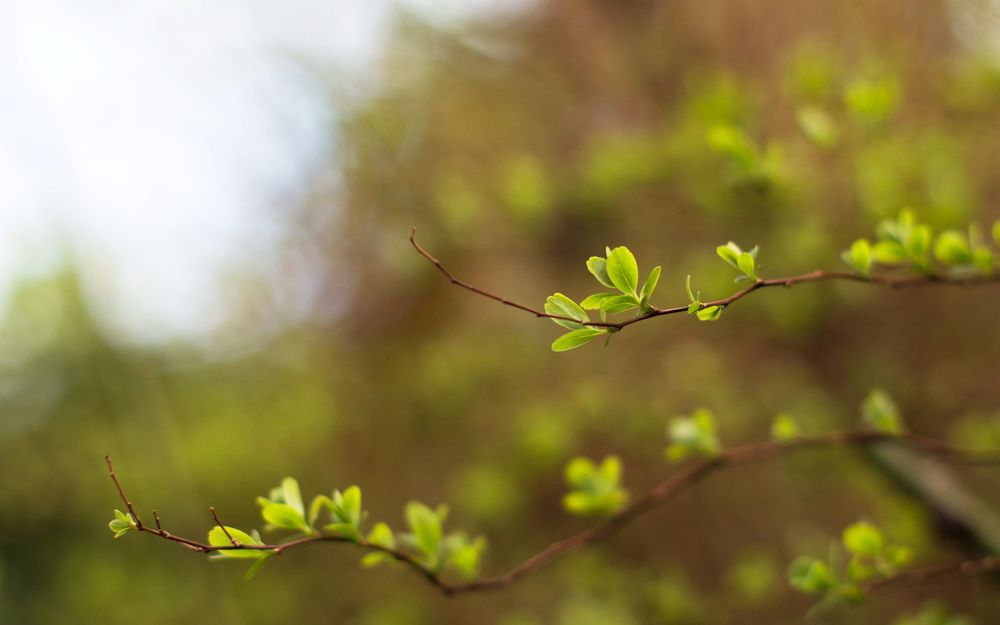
(863, 555, 1000, 593)
(107, 432, 1000, 597)
(409, 230, 1000, 332)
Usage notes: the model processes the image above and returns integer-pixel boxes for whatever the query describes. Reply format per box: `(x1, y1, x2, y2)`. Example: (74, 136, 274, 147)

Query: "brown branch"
(104, 455, 456, 593)
(409, 230, 1000, 332)
(448, 431, 1000, 593)
(210, 507, 240, 546)
(863, 555, 1000, 593)
(407, 228, 619, 327)
(105, 454, 144, 530)
(107, 432, 1000, 598)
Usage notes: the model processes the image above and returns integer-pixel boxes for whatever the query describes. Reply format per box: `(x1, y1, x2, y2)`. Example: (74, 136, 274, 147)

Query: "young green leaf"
(360, 552, 393, 568)
(333, 486, 363, 528)
(359, 522, 397, 568)
(736, 252, 758, 281)
(973, 247, 995, 275)
(108, 509, 136, 538)
(366, 522, 396, 549)
(788, 557, 838, 595)
(883, 545, 912, 569)
(906, 224, 933, 264)
(993, 220, 1000, 247)
(666, 408, 721, 461)
(551, 327, 606, 352)
(281, 477, 304, 517)
(598, 455, 621, 485)
(770, 413, 801, 442)
(243, 553, 274, 580)
(696, 305, 723, 321)
(561, 455, 628, 516)
(861, 388, 904, 435)
(444, 533, 487, 580)
(208, 525, 266, 558)
(605, 246, 639, 295)
(599, 294, 639, 314)
(323, 522, 361, 541)
(640, 266, 662, 304)
(544, 293, 590, 329)
(796, 106, 839, 147)
(261, 503, 311, 533)
(564, 456, 596, 488)
(405, 501, 443, 557)
(309, 494, 333, 527)
(872, 240, 909, 264)
(707, 124, 758, 170)
(579, 292, 618, 310)
(934, 230, 973, 266)
(841, 239, 872, 277)
(842, 522, 884, 558)
(716, 242, 741, 268)
(685, 274, 699, 303)
(586, 256, 615, 288)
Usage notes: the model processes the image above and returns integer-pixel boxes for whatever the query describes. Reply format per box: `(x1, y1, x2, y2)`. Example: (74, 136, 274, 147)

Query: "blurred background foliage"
(3, 0, 1000, 623)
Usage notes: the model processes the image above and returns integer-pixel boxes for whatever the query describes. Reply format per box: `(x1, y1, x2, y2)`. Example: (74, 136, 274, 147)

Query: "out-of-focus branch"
(863, 555, 1000, 593)
(108, 432, 1000, 597)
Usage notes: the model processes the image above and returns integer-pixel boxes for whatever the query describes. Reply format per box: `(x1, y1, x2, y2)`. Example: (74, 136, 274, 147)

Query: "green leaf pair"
(561, 455, 629, 517)
(666, 409, 721, 462)
(716, 241, 759, 282)
(108, 509, 136, 538)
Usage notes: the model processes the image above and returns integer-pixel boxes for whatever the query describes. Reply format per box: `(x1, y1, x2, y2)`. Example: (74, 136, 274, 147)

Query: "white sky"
(0, 0, 531, 344)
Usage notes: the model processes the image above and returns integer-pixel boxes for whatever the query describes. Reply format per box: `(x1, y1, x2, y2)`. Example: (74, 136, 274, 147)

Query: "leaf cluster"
(842, 210, 999, 277)
(788, 521, 912, 605)
(561, 455, 629, 516)
(545, 245, 661, 351)
(666, 408, 721, 462)
(110, 477, 486, 581)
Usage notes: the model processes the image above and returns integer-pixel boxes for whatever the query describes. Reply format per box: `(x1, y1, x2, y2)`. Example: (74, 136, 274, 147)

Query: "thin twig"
(210, 507, 240, 546)
(107, 432, 1000, 596)
(409, 230, 1000, 332)
(863, 555, 1000, 593)
(105, 454, 144, 530)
